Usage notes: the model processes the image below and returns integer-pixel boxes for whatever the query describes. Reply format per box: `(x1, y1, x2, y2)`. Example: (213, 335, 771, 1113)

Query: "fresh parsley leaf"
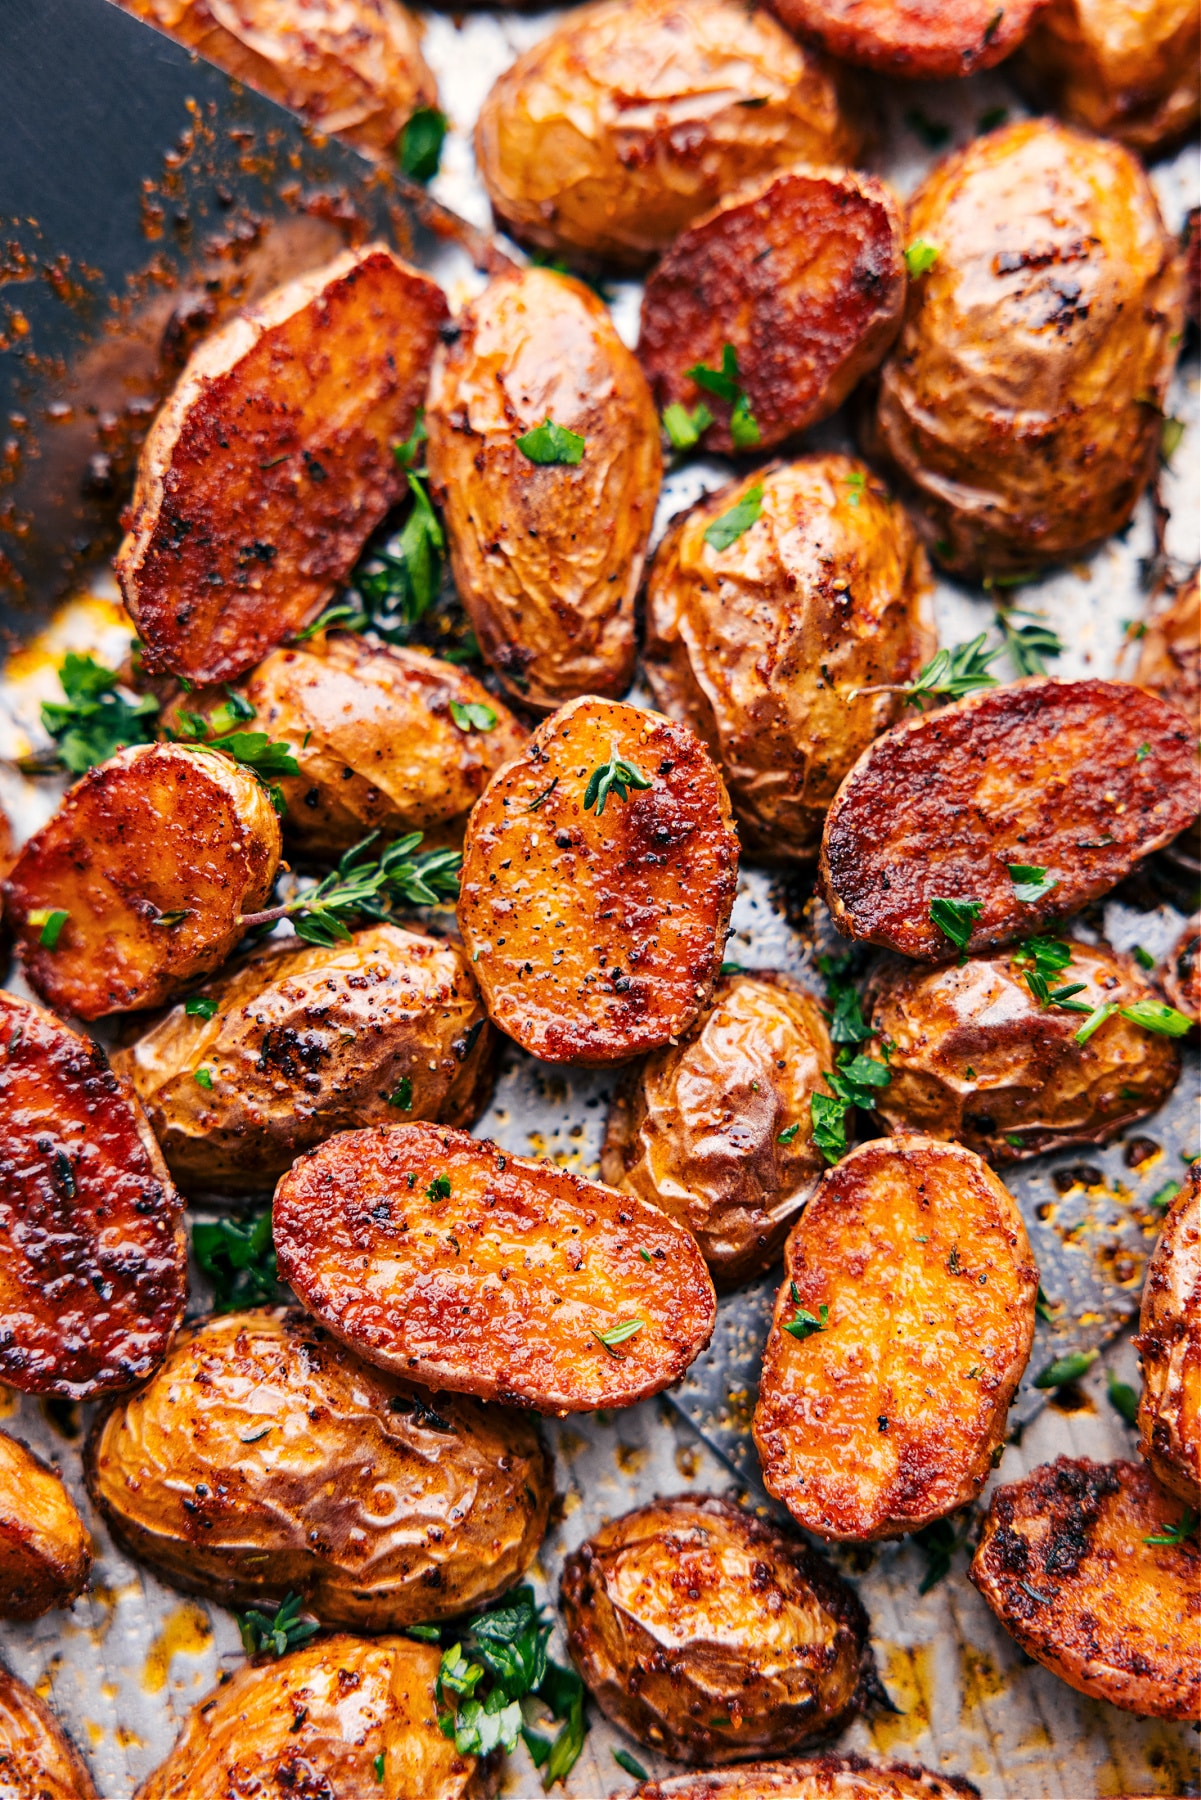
(450, 700, 497, 733)
(915, 1513, 973, 1593)
(1106, 1369, 1138, 1426)
(583, 748, 652, 816)
(728, 389, 761, 450)
(995, 608, 1063, 677)
(844, 470, 866, 508)
(516, 419, 586, 466)
(784, 1284, 828, 1340)
(185, 995, 219, 1020)
(1034, 1348, 1098, 1388)
(192, 1210, 286, 1313)
(38, 651, 159, 773)
(687, 342, 741, 404)
(426, 1174, 452, 1204)
(193, 1066, 214, 1090)
(1008, 864, 1058, 904)
(905, 239, 939, 278)
(663, 400, 714, 452)
(827, 1048, 891, 1110)
(778, 1123, 801, 1144)
(374, 1752, 385, 1783)
(1013, 937, 1073, 980)
(824, 972, 873, 1044)
(1118, 999, 1192, 1037)
(930, 897, 982, 955)
(592, 1319, 644, 1352)
(388, 1076, 413, 1111)
(292, 599, 369, 643)
(353, 466, 445, 631)
(237, 1591, 319, 1658)
(170, 692, 300, 813)
(1150, 1179, 1181, 1211)
(704, 484, 762, 553)
(810, 1090, 847, 1165)
(398, 106, 448, 182)
(1144, 1506, 1196, 1547)
(28, 907, 69, 950)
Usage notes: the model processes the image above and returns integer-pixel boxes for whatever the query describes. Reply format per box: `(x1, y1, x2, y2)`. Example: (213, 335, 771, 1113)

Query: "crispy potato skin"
(970, 1457, 1200, 1719)
(457, 697, 739, 1063)
(872, 121, 1183, 577)
(273, 1122, 717, 1414)
(1135, 575, 1200, 736)
(1162, 912, 1201, 1023)
(753, 1137, 1037, 1540)
(0, 1667, 98, 1800)
(638, 169, 906, 457)
(1136, 1168, 1200, 1506)
(644, 459, 934, 863)
(864, 943, 1182, 1163)
(111, 924, 494, 1193)
(0, 992, 186, 1400)
(561, 1496, 868, 1764)
(86, 1308, 550, 1626)
(115, 247, 448, 684)
(133, 1635, 477, 1800)
(626, 1756, 980, 1799)
(474, 0, 862, 268)
(819, 680, 1200, 961)
(1017, 0, 1200, 156)
(601, 973, 835, 1286)
(768, 0, 1050, 76)
(0, 1433, 90, 1621)
(426, 270, 661, 712)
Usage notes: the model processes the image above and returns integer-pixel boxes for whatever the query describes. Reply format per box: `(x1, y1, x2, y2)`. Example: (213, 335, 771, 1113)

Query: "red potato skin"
(768, 0, 1052, 77)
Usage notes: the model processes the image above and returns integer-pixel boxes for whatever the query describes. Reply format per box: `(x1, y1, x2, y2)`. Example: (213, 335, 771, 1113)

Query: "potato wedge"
(426, 269, 661, 712)
(111, 924, 494, 1194)
(457, 696, 739, 1063)
(769, 0, 1050, 76)
(1136, 1167, 1200, 1507)
(639, 169, 905, 458)
(623, 1757, 980, 1799)
(0, 992, 186, 1399)
(753, 1137, 1037, 1540)
(969, 1457, 1200, 1719)
(1135, 575, 1200, 735)
(0, 1666, 98, 1800)
(0, 1433, 90, 1620)
(1162, 912, 1200, 1023)
(819, 680, 1200, 962)
(272, 1121, 717, 1413)
(1017, 0, 1199, 156)
(115, 246, 448, 684)
(4, 743, 281, 1019)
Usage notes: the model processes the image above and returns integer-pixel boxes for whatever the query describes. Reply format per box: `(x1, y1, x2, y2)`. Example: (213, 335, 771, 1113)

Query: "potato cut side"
(0, 1431, 91, 1620)
(1136, 1166, 1200, 1506)
(820, 680, 1199, 961)
(626, 1756, 981, 1799)
(272, 1122, 717, 1413)
(769, 0, 1051, 78)
(0, 1667, 98, 1800)
(753, 1137, 1037, 1540)
(115, 245, 448, 684)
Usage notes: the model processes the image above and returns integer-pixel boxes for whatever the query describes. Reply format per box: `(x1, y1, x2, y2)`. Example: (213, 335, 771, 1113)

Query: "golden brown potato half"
(638, 169, 906, 457)
(1017, 0, 1200, 156)
(86, 1308, 550, 1626)
(4, 743, 280, 1019)
(645, 458, 933, 863)
(969, 1457, 1200, 1719)
(1135, 575, 1200, 736)
(872, 120, 1182, 577)
(601, 972, 835, 1286)
(133, 1634, 477, 1800)
(624, 1756, 980, 1799)
(0, 1434, 90, 1621)
(819, 680, 1200, 962)
(457, 696, 739, 1063)
(1136, 1167, 1200, 1507)
(769, 0, 1050, 76)
(273, 1121, 717, 1413)
(474, 0, 862, 269)
(561, 1496, 869, 1764)
(1162, 912, 1201, 1023)
(426, 268, 661, 712)
(0, 1666, 98, 1800)
(115, 246, 449, 685)
(111, 924, 494, 1194)
(864, 941, 1182, 1163)
(753, 1137, 1037, 1540)
(0, 992, 186, 1399)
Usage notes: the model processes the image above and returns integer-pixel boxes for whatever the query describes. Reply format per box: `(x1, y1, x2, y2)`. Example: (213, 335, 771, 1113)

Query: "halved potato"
(753, 1136, 1037, 1540)
(1136, 1167, 1200, 1506)
(272, 1121, 717, 1414)
(622, 1758, 980, 1799)
(1017, 0, 1200, 156)
(769, 0, 1050, 76)
(115, 246, 448, 685)
(1135, 575, 1200, 734)
(0, 1666, 98, 1800)
(457, 696, 739, 1063)
(0, 1433, 91, 1620)
(4, 743, 280, 1019)
(970, 1457, 1199, 1719)
(819, 680, 1199, 961)
(1162, 912, 1200, 1022)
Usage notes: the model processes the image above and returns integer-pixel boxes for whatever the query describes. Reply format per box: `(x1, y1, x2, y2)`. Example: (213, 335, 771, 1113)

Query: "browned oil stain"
(1049, 1380, 1096, 1415)
(0, 1385, 16, 1420)
(554, 1428, 585, 1460)
(959, 1643, 1007, 1712)
(675, 1444, 700, 1480)
(721, 1386, 755, 1431)
(615, 1442, 647, 1476)
(116, 1725, 144, 1751)
(869, 1641, 933, 1753)
(141, 1603, 212, 1694)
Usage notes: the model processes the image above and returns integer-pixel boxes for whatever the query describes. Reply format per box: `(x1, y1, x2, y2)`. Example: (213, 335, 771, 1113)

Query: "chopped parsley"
(169, 686, 299, 814)
(1132, 945, 1156, 970)
(237, 1591, 319, 1658)
(662, 400, 713, 453)
(703, 483, 763, 554)
(810, 1090, 848, 1165)
(904, 239, 939, 278)
(583, 748, 652, 816)
(777, 1123, 801, 1145)
(374, 1752, 386, 1783)
(449, 700, 497, 733)
(398, 107, 448, 183)
(184, 995, 219, 1020)
(1007, 864, 1058, 904)
(1150, 1180, 1181, 1210)
(388, 1076, 414, 1111)
(686, 343, 760, 449)
(929, 897, 982, 957)
(784, 1285, 827, 1340)
(37, 650, 158, 773)
(844, 469, 866, 508)
(516, 419, 586, 466)
(1033, 1348, 1098, 1389)
(28, 907, 69, 950)
(1106, 1370, 1138, 1426)
(193, 1066, 214, 1090)
(192, 1209, 286, 1312)
(425, 1174, 452, 1204)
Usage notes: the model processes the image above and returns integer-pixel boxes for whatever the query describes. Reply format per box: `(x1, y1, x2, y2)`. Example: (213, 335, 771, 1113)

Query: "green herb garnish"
(37, 651, 158, 773)
(810, 1090, 848, 1165)
(905, 239, 939, 278)
(1034, 1348, 1098, 1388)
(28, 907, 69, 950)
(686, 344, 760, 449)
(388, 1076, 413, 1111)
(1106, 1369, 1138, 1426)
(887, 633, 1002, 709)
(184, 995, 219, 1019)
(613, 1748, 649, 1781)
(1144, 1507, 1196, 1547)
(170, 687, 299, 814)
(1117, 999, 1192, 1037)
(1008, 864, 1058, 904)
(449, 700, 497, 733)
(777, 1123, 800, 1144)
(592, 1319, 645, 1353)
(905, 108, 950, 149)
(930, 897, 982, 957)
(425, 1174, 452, 1204)
(995, 607, 1063, 677)
(1150, 1179, 1181, 1211)
(583, 748, 652, 816)
(236, 830, 460, 947)
(662, 400, 714, 453)
(703, 484, 762, 553)
(516, 419, 586, 466)
(193, 1067, 214, 1090)
(914, 1513, 974, 1593)
(192, 1210, 286, 1312)
(237, 1591, 319, 1658)
(784, 1284, 828, 1340)
(398, 107, 448, 183)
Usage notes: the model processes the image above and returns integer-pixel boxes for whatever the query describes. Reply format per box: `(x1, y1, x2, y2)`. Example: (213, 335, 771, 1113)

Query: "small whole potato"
(426, 268, 661, 712)
(0, 1433, 91, 1620)
(1162, 912, 1200, 1023)
(0, 1666, 98, 1800)
(1135, 575, 1200, 735)
(644, 458, 933, 862)
(1135, 1166, 1200, 1506)
(560, 1495, 869, 1764)
(1017, 0, 1200, 156)
(624, 1757, 981, 1799)
(474, 0, 861, 269)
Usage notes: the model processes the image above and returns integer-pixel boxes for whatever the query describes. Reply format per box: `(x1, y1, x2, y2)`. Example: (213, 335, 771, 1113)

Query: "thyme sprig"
(237, 831, 461, 946)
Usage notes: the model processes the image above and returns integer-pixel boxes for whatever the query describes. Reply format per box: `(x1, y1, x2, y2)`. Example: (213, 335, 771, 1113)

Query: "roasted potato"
(0, 1666, 98, 1800)
(601, 972, 835, 1286)
(819, 679, 1200, 962)
(133, 1635, 477, 1800)
(0, 992, 186, 1399)
(0, 1433, 90, 1620)
(969, 1457, 1200, 1719)
(753, 1136, 1038, 1540)
(1162, 912, 1201, 1023)
(560, 1495, 869, 1764)
(872, 120, 1183, 577)
(111, 923, 494, 1194)
(623, 1757, 980, 1799)
(116, 246, 449, 684)
(1136, 1167, 1200, 1507)
(1017, 0, 1200, 156)
(638, 169, 906, 457)
(86, 1307, 550, 1625)
(864, 941, 1182, 1163)
(457, 697, 739, 1063)
(1135, 575, 1200, 734)
(425, 268, 661, 712)
(644, 458, 933, 863)
(474, 0, 862, 268)
(768, 0, 1050, 77)
(273, 1121, 717, 1413)
(4, 743, 281, 1019)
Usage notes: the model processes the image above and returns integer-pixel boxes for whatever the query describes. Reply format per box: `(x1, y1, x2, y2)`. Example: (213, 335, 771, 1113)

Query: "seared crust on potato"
(753, 1137, 1037, 1540)
(115, 246, 448, 684)
(111, 924, 494, 1194)
(624, 1756, 980, 1798)
(0, 1433, 90, 1620)
(426, 269, 661, 712)
(272, 1122, 717, 1413)
(644, 458, 933, 862)
(86, 1308, 550, 1626)
(457, 697, 739, 1063)
(819, 680, 1200, 962)
(1162, 912, 1200, 1023)
(969, 1457, 1200, 1719)
(768, 0, 1050, 76)
(601, 972, 835, 1286)
(0, 992, 186, 1399)
(1136, 1168, 1200, 1506)
(1135, 575, 1200, 735)
(561, 1495, 869, 1764)
(0, 1666, 98, 1800)
(4, 743, 281, 1019)
(1017, 0, 1200, 156)
(638, 168, 906, 457)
